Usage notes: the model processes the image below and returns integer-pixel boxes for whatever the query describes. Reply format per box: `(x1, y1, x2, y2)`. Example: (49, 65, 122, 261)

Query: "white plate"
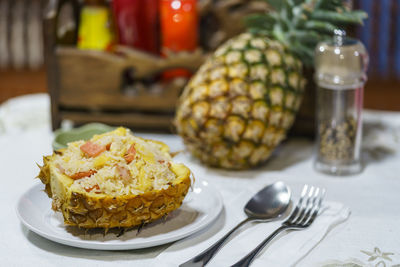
(16, 180, 223, 250)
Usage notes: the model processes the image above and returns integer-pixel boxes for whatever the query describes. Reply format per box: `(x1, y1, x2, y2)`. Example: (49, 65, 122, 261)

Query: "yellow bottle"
(77, 0, 114, 50)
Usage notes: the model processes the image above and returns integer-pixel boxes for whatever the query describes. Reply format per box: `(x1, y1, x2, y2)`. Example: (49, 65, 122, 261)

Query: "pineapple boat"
(37, 127, 191, 229)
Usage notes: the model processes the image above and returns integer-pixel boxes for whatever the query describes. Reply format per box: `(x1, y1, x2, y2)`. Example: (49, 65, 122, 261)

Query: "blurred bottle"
(160, 0, 198, 79)
(77, 0, 114, 51)
(112, 0, 158, 54)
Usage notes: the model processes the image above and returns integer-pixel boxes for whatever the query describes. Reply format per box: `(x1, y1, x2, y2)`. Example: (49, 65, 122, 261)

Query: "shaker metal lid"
(314, 29, 368, 89)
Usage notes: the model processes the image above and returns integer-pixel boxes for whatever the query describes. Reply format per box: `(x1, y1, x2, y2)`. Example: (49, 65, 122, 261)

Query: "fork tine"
(305, 188, 326, 226)
(286, 185, 308, 222)
(299, 187, 320, 225)
(292, 186, 315, 224)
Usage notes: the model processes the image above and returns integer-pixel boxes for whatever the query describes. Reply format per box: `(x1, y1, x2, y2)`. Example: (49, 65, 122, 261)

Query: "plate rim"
(16, 180, 223, 250)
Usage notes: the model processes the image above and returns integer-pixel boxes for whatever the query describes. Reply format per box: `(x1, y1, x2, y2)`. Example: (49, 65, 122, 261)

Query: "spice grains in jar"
(318, 116, 357, 163)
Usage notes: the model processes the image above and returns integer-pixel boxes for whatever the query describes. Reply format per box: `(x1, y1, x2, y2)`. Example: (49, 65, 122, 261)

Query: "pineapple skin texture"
(175, 33, 306, 169)
(37, 155, 191, 229)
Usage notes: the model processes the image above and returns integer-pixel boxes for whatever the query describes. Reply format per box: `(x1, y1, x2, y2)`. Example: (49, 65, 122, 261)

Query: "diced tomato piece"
(106, 143, 112, 150)
(80, 141, 106, 157)
(124, 144, 136, 164)
(124, 154, 135, 164)
(70, 169, 97, 180)
(127, 143, 136, 154)
(84, 184, 100, 193)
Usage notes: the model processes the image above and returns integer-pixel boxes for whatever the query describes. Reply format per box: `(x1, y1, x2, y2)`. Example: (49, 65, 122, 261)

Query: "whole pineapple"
(175, 0, 366, 169)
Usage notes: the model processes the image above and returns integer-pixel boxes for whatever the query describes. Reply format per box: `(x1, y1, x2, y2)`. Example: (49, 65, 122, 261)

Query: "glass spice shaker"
(314, 29, 368, 175)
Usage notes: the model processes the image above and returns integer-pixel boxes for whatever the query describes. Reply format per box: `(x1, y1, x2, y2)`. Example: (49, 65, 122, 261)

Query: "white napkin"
(156, 200, 350, 267)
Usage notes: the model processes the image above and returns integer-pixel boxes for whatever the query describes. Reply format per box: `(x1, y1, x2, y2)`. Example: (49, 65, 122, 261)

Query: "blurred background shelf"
(0, 0, 399, 121)
(1, 69, 398, 110)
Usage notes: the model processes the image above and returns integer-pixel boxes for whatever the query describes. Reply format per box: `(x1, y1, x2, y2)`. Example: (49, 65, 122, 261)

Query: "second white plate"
(16, 180, 223, 250)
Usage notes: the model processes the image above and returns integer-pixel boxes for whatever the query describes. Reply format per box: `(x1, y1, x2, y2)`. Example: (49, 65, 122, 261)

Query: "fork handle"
(230, 225, 288, 267)
(180, 217, 253, 267)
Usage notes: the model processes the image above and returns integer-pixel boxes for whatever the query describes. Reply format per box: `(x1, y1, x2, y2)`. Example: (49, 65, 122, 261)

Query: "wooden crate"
(43, 0, 269, 131)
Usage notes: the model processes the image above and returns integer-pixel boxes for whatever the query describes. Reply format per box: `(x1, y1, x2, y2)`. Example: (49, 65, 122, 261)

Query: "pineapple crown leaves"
(245, 0, 368, 67)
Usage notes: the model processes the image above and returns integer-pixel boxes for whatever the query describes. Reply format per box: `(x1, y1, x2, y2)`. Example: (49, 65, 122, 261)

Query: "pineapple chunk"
(142, 153, 155, 164)
(93, 154, 109, 168)
(113, 127, 127, 136)
(135, 143, 155, 163)
(137, 168, 152, 192)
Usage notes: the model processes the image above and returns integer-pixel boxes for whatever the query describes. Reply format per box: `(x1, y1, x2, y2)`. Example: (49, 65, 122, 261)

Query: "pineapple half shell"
(37, 137, 191, 229)
(175, 33, 306, 169)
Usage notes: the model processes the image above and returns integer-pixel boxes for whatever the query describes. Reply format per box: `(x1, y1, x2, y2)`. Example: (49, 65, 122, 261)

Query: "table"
(1, 94, 400, 267)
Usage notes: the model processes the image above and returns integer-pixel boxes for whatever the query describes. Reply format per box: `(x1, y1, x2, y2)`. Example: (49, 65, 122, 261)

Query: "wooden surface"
(364, 77, 400, 110)
(0, 69, 47, 104)
(0, 69, 399, 110)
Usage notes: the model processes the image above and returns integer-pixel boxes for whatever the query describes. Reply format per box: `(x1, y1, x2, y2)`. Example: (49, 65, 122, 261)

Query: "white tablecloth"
(1, 94, 400, 267)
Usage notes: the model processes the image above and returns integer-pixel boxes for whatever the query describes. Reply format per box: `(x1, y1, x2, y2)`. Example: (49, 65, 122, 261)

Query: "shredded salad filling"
(52, 128, 176, 196)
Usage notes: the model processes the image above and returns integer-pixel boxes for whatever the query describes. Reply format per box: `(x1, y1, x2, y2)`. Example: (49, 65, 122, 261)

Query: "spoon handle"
(180, 217, 252, 267)
(230, 225, 288, 267)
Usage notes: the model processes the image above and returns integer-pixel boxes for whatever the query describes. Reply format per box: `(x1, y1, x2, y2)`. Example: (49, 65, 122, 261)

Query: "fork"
(230, 185, 326, 267)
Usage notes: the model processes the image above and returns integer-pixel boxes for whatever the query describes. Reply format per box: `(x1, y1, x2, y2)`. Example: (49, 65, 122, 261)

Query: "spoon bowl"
(244, 181, 291, 219)
(180, 181, 291, 267)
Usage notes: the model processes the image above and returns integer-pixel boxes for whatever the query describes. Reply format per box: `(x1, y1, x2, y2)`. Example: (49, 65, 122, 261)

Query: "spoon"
(180, 181, 291, 267)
